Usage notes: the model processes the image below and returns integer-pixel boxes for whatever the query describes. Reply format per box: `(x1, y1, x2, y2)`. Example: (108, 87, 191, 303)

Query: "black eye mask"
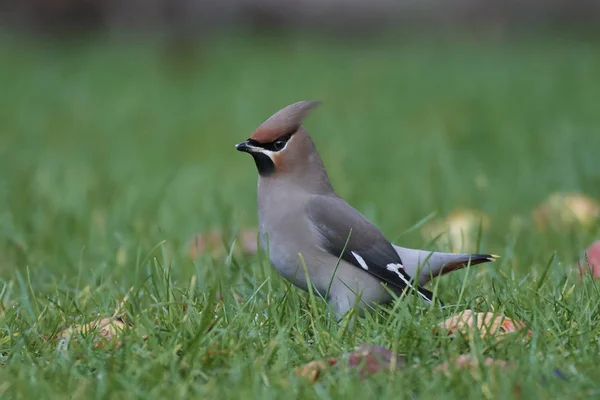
(247, 133, 292, 152)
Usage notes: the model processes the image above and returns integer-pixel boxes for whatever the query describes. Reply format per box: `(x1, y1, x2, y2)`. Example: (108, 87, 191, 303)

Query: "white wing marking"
(351, 251, 369, 270)
(386, 263, 432, 303)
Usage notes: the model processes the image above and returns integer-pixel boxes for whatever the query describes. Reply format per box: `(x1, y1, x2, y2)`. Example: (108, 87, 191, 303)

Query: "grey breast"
(257, 181, 321, 291)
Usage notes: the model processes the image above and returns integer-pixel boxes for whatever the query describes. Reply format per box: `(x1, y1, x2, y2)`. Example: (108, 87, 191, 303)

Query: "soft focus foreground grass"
(0, 33, 599, 399)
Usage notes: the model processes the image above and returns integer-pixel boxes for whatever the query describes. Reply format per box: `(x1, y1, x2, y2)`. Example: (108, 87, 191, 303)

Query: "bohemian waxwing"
(236, 101, 497, 316)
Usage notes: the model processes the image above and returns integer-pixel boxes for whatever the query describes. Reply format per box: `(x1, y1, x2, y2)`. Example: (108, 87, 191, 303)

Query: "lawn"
(0, 32, 599, 399)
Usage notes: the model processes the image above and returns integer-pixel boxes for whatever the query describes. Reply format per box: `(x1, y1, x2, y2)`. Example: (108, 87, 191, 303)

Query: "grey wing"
(306, 195, 435, 303)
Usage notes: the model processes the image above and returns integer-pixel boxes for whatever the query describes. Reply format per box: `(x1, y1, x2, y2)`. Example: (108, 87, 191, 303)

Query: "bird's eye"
(273, 140, 286, 151)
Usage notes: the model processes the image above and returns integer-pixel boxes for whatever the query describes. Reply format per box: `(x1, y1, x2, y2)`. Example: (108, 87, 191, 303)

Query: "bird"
(236, 101, 498, 316)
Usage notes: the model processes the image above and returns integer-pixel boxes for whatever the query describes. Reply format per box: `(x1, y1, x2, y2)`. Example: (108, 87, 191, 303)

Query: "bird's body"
(258, 184, 400, 314)
(237, 101, 497, 316)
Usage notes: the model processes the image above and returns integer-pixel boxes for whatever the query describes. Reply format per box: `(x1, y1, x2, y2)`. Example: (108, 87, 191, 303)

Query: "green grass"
(0, 33, 600, 399)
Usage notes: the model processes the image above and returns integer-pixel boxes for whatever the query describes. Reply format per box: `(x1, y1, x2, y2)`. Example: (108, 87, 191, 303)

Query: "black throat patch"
(251, 153, 275, 176)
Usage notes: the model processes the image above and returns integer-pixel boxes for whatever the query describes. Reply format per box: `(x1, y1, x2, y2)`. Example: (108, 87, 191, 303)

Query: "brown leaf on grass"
(435, 310, 531, 340)
(295, 358, 337, 382)
(239, 229, 259, 254)
(188, 228, 259, 258)
(346, 344, 406, 377)
(433, 354, 511, 376)
(533, 193, 600, 231)
(575, 240, 600, 280)
(295, 345, 406, 383)
(57, 317, 128, 349)
(421, 209, 490, 253)
(188, 230, 224, 258)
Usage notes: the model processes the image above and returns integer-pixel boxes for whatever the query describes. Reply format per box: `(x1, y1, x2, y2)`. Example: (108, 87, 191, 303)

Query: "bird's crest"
(250, 100, 321, 143)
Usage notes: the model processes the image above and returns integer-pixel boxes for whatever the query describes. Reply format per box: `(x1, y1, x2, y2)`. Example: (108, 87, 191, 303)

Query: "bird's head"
(236, 101, 323, 178)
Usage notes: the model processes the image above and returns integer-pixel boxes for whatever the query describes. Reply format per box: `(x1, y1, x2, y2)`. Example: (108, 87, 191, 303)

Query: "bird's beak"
(235, 141, 252, 153)
(236, 140, 272, 159)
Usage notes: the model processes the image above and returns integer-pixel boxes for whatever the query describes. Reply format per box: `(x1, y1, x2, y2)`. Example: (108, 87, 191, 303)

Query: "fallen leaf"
(188, 230, 224, 258)
(239, 229, 259, 254)
(188, 228, 259, 258)
(295, 358, 337, 382)
(295, 344, 406, 383)
(435, 310, 531, 340)
(433, 354, 511, 376)
(421, 209, 490, 253)
(533, 193, 600, 231)
(346, 344, 406, 377)
(57, 317, 128, 349)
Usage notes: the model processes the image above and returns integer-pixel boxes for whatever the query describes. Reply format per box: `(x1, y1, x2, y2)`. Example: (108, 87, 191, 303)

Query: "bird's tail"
(392, 245, 499, 286)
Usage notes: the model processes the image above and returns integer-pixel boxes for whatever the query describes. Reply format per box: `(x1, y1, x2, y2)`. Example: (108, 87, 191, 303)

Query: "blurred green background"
(2, 34, 599, 279)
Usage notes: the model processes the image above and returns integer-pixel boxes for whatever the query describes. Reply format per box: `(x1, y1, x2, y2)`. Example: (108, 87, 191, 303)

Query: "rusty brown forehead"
(249, 126, 298, 144)
(248, 100, 321, 143)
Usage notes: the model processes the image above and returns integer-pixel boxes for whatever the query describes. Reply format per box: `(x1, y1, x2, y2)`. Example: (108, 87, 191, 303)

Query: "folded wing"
(306, 195, 436, 303)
